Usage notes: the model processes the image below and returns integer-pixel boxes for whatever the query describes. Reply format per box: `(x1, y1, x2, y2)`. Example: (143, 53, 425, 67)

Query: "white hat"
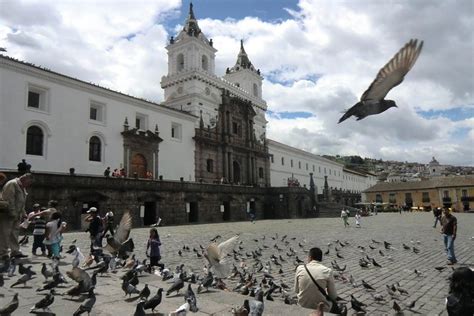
(87, 207, 98, 213)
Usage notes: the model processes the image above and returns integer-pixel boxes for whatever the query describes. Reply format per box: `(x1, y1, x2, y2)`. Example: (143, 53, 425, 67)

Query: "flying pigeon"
(104, 211, 134, 257)
(204, 235, 240, 278)
(338, 39, 423, 123)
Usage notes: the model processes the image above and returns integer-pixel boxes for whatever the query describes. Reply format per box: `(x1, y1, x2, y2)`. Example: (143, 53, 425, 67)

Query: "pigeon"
(351, 294, 366, 313)
(134, 299, 146, 316)
(406, 299, 417, 310)
(203, 235, 239, 278)
(361, 280, 375, 291)
(122, 280, 140, 297)
(104, 211, 134, 256)
(197, 271, 213, 293)
(66, 267, 93, 293)
(10, 269, 34, 287)
(73, 288, 96, 316)
(392, 300, 402, 313)
(0, 293, 19, 315)
(143, 288, 163, 313)
(243, 290, 264, 316)
(42, 263, 54, 280)
(395, 282, 408, 295)
(0, 273, 3, 287)
(372, 258, 382, 268)
(338, 39, 423, 123)
(170, 298, 191, 316)
(139, 284, 150, 300)
(184, 283, 198, 312)
(167, 273, 184, 296)
(435, 266, 446, 272)
(30, 289, 55, 311)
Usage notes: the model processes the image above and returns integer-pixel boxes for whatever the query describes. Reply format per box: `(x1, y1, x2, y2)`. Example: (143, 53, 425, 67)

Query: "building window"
(443, 190, 449, 198)
(291, 160, 293, 168)
(319, 166, 321, 173)
(329, 169, 331, 175)
(281, 157, 284, 166)
(89, 136, 101, 162)
(27, 85, 49, 111)
(89, 102, 105, 123)
(462, 189, 468, 197)
(232, 122, 238, 134)
(135, 113, 148, 130)
(375, 194, 383, 203)
(324, 167, 326, 174)
(389, 193, 396, 204)
(258, 167, 264, 179)
(298, 161, 301, 169)
(202, 55, 208, 71)
(26, 126, 44, 156)
(270, 154, 274, 163)
(312, 165, 315, 172)
(177, 53, 184, 71)
(422, 192, 430, 203)
(206, 159, 213, 173)
(171, 122, 182, 140)
(253, 83, 258, 97)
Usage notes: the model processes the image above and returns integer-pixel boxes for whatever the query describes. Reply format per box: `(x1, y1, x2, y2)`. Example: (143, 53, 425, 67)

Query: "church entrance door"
(131, 153, 147, 178)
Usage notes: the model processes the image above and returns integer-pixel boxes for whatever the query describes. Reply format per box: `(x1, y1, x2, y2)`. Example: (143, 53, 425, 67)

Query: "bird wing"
(217, 235, 239, 259)
(114, 211, 132, 243)
(67, 267, 91, 286)
(361, 39, 423, 102)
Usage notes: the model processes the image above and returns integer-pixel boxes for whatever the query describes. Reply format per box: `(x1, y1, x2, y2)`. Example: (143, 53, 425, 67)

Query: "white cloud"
(0, 0, 472, 166)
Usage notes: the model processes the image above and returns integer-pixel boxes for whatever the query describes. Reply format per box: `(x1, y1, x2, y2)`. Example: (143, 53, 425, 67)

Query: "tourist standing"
(44, 212, 66, 259)
(103, 209, 115, 237)
(104, 167, 111, 177)
(85, 207, 103, 251)
(341, 209, 349, 228)
(147, 228, 164, 269)
(31, 206, 47, 256)
(0, 173, 33, 259)
(441, 207, 457, 265)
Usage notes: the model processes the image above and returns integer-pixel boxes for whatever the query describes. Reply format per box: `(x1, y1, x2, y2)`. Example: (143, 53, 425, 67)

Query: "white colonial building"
(0, 3, 376, 193)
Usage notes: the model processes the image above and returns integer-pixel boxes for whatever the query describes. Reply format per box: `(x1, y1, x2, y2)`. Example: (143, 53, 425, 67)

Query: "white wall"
(268, 139, 344, 192)
(0, 58, 196, 180)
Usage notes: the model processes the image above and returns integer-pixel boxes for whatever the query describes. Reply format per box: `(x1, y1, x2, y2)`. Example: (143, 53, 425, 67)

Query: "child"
(355, 211, 362, 228)
(44, 212, 67, 259)
(146, 228, 164, 270)
(31, 206, 47, 256)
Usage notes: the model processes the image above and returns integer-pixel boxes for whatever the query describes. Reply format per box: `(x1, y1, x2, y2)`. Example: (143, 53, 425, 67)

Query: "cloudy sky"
(1, 0, 473, 166)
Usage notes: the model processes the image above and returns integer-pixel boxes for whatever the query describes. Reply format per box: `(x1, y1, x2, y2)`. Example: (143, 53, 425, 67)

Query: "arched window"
(253, 83, 258, 97)
(26, 126, 44, 156)
(89, 136, 101, 162)
(202, 55, 208, 71)
(177, 53, 184, 72)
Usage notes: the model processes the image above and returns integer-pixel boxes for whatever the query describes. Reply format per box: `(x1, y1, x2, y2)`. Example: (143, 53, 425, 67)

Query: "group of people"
(340, 208, 362, 228)
(0, 173, 66, 261)
(103, 167, 126, 178)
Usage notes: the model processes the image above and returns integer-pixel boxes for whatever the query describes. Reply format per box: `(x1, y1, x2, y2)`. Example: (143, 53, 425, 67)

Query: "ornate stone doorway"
(131, 153, 147, 178)
(233, 161, 241, 184)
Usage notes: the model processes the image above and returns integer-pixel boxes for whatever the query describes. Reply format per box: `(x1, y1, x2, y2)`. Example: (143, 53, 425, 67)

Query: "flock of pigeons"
(0, 210, 450, 315)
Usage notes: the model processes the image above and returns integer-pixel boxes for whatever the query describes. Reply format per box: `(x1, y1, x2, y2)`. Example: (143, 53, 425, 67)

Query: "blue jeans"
(443, 234, 456, 262)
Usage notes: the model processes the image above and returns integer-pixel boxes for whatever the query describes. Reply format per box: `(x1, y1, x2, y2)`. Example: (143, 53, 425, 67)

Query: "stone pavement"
(0, 213, 473, 315)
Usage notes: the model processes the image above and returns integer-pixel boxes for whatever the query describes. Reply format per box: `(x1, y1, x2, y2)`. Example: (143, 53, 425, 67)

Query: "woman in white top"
(43, 212, 66, 259)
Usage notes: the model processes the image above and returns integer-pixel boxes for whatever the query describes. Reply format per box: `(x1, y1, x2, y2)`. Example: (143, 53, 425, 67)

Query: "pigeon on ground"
(184, 283, 198, 312)
(30, 290, 55, 312)
(166, 273, 184, 296)
(143, 288, 163, 313)
(361, 280, 375, 291)
(338, 39, 423, 123)
(134, 299, 146, 316)
(139, 284, 150, 300)
(73, 288, 96, 316)
(42, 263, 54, 280)
(197, 271, 213, 293)
(0, 273, 3, 287)
(122, 280, 140, 297)
(243, 290, 264, 316)
(10, 269, 34, 287)
(0, 293, 19, 315)
(169, 298, 191, 316)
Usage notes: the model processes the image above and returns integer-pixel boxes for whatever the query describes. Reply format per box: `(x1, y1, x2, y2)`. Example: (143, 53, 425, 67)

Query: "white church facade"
(0, 4, 376, 193)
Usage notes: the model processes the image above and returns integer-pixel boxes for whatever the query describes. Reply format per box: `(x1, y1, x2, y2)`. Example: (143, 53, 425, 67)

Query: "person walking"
(146, 228, 164, 270)
(433, 207, 442, 228)
(341, 209, 349, 228)
(354, 211, 362, 228)
(441, 207, 457, 265)
(102, 209, 115, 237)
(0, 173, 33, 259)
(294, 247, 345, 315)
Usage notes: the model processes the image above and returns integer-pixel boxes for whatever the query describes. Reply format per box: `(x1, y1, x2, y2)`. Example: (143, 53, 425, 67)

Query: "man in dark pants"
(85, 207, 103, 251)
(433, 207, 442, 228)
(441, 208, 457, 265)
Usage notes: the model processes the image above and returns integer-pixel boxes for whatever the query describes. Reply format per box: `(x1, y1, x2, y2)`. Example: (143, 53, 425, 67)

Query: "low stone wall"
(1, 172, 315, 230)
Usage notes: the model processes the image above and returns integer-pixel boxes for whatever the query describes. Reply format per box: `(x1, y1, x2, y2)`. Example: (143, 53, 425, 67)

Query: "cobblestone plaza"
(1, 212, 472, 315)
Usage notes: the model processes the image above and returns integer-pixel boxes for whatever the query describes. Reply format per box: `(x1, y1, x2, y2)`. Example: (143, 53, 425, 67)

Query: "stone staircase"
(317, 202, 359, 218)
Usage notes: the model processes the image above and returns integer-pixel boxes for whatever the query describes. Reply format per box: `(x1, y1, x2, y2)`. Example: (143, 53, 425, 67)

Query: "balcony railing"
(461, 196, 474, 202)
(422, 197, 430, 203)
